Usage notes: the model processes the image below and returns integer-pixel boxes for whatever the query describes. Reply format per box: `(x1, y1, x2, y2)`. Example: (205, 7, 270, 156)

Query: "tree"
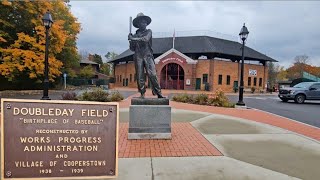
(267, 62, 278, 89)
(100, 63, 112, 76)
(79, 66, 95, 79)
(105, 52, 118, 61)
(104, 51, 118, 75)
(286, 55, 320, 80)
(276, 66, 288, 81)
(92, 54, 103, 65)
(0, 0, 80, 83)
(53, 0, 80, 72)
(294, 55, 309, 64)
(79, 50, 89, 60)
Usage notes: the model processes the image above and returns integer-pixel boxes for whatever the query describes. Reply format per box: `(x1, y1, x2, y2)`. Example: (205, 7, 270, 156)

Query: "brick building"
(110, 36, 277, 92)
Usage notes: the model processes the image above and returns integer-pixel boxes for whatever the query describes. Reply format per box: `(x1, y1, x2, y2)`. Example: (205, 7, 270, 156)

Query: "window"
(259, 78, 262, 87)
(311, 84, 320, 90)
(130, 74, 132, 82)
(254, 77, 257, 86)
(120, 75, 122, 82)
(218, 75, 223, 85)
(248, 77, 251, 86)
(134, 73, 137, 82)
(226, 75, 230, 85)
(203, 74, 208, 84)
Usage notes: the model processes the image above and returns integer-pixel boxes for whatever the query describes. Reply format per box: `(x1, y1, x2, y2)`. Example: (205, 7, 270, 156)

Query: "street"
(228, 94, 320, 128)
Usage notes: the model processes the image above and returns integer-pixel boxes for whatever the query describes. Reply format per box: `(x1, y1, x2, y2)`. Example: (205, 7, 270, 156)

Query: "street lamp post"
(41, 11, 53, 100)
(236, 23, 249, 106)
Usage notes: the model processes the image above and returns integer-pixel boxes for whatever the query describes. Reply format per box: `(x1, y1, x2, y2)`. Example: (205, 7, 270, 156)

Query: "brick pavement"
(118, 123, 222, 158)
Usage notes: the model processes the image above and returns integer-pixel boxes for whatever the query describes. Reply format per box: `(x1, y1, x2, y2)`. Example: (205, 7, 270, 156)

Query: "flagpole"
(173, 29, 175, 49)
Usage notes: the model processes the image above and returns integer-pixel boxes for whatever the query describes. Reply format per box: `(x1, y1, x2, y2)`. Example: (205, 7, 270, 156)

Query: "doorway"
(195, 78, 201, 90)
(233, 81, 238, 92)
(160, 63, 184, 90)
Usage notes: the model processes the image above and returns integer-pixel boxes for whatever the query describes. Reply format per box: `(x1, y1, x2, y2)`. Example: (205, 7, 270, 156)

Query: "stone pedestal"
(128, 98, 171, 139)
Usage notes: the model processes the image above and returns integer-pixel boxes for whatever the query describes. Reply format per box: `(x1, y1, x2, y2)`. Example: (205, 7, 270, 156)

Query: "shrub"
(109, 91, 124, 101)
(172, 93, 193, 103)
(78, 88, 109, 102)
(61, 91, 77, 100)
(251, 87, 256, 93)
(172, 89, 234, 108)
(76, 88, 124, 102)
(259, 88, 264, 93)
(193, 93, 208, 105)
(211, 89, 231, 107)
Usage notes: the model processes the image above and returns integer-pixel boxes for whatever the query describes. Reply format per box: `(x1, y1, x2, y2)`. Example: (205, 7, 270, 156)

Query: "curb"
(249, 107, 320, 143)
(0, 90, 68, 96)
(250, 107, 320, 130)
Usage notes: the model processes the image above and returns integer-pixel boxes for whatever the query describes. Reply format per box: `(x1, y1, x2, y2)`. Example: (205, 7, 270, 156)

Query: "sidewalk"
(115, 91, 320, 180)
(1, 90, 319, 179)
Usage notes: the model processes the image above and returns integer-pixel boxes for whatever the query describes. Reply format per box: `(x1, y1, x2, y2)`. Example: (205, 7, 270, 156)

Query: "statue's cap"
(133, 13, 151, 28)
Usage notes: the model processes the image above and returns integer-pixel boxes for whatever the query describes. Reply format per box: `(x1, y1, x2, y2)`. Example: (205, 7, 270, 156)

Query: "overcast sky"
(70, 1, 320, 68)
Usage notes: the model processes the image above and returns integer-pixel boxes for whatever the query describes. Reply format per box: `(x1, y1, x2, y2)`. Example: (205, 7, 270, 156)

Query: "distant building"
(80, 58, 100, 72)
(290, 71, 320, 87)
(79, 58, 109, 80)
(110, 36, 277, 92)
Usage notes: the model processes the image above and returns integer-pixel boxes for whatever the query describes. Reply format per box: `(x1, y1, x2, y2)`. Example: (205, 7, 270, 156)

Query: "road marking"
(244, 96, 280, 100)
(244, 97, 267, 100)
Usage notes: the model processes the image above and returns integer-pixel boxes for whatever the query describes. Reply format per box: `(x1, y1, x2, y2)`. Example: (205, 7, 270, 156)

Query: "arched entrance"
(160, 63, 184, 90)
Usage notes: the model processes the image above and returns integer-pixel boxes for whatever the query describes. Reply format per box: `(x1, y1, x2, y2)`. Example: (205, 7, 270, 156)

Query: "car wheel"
(294, 94, 305, 104)
(280, 98, 288, 102)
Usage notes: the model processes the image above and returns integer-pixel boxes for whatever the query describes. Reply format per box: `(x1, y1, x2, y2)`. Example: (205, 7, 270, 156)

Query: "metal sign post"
(63, 73, 67, 89)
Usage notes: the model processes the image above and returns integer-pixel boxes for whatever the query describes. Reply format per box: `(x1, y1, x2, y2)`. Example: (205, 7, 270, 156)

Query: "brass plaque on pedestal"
(1, 99, 119, 179)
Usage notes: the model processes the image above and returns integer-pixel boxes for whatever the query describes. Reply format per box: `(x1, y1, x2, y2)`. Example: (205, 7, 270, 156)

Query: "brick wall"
(195, 60, 210, 90)
(114, 58, 268, 93)
(114, 62, 136, 88)
(212, 60, 266, 92)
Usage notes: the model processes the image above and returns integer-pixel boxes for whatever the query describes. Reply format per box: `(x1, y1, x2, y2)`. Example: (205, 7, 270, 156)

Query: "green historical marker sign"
(1, 99, 119, 180)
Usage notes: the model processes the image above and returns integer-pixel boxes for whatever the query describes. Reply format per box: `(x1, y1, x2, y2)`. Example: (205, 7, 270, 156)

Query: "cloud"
(70, 1, 320, 67)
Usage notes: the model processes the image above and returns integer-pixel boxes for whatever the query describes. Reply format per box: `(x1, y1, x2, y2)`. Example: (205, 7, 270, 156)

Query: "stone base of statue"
(128, 98, 171, 139)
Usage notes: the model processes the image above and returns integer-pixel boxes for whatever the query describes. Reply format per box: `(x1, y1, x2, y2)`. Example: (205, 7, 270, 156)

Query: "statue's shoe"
(157, 94, 165, 98)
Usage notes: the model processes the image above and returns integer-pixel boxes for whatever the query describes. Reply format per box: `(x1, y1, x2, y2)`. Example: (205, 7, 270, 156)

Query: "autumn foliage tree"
(0, 0, 80, 88)
(286, 55, 320, 80)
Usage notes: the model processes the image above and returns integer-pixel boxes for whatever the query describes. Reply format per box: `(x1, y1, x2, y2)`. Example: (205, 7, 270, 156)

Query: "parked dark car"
(278, 82, 320, 103)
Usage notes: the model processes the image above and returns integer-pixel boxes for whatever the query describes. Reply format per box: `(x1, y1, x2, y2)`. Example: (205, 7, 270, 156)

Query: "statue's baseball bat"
(129, 16, 132, 34)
